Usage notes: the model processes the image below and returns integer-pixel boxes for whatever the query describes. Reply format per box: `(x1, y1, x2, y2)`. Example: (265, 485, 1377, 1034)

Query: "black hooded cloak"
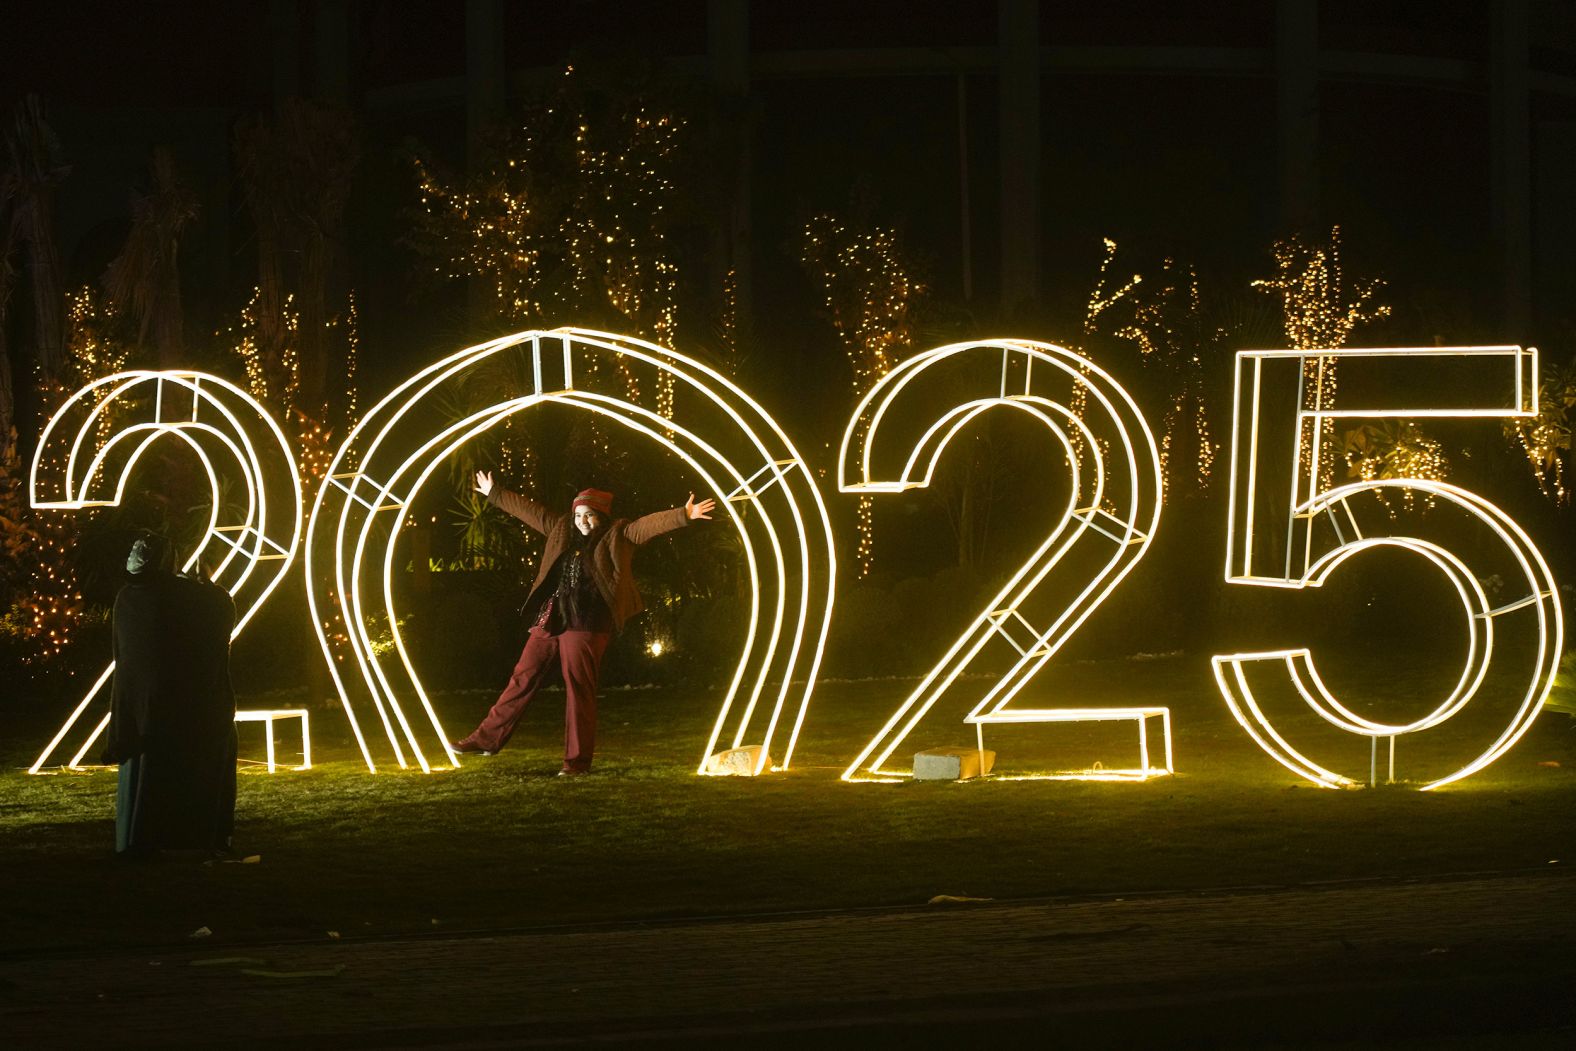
(103, 561, 237, 854)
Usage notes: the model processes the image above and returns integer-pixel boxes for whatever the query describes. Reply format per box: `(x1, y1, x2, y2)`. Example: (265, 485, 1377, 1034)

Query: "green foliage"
(1547, 651, 1576, 718)
(1340, 418, 1449, 515)
(1505, 353, 1576, 504)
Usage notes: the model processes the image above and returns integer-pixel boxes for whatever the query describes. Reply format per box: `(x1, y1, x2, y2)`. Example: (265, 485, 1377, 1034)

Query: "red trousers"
(467, 627, 610, 770)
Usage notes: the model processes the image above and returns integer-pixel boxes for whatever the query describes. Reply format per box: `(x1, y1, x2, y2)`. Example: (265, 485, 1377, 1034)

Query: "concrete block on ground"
(913, 747, 995, 780)
(705, 745, 772, 776)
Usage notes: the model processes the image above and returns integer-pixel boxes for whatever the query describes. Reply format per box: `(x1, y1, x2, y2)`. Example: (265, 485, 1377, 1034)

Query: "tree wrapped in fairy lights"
(798, 211, 925, 576)
(218, 289, 357, 500)
(1505, 354, 1575, 506)
(405, 69, 700, 630)
(0, 288, 132, 680)
(1252, 226, 1397, 491)
(1342, 419, 1449, 515)
(230, 100, 361, 499)
(409, 68, 686, 416)
(1253, 226, 1389, 352)
(407, 66, 692, 565)
(1107, 252, 1222, 501)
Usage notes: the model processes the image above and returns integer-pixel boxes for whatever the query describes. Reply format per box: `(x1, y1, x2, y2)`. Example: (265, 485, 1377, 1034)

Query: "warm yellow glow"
(27, 371, 304, 773)
(1504, 356, 1575, 505)
(1251, 227, 1392, 493)
(1252, 228, 1390, 355)
(799, 214, 924, 577)
(838, 340, 1167, 781)
(1342, 419, 1449, 514)
(411, 76, 682, 414)
(1104, 250, 1217, 498)
(234, 709, 312, 772)
(306, 328, 835, 776)
(1217, 346, 1563, 790)
(222, 287, 302, 414)
(971, 707, 1172, 782)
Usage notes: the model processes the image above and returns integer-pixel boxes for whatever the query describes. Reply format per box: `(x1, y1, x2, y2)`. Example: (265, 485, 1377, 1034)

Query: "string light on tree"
(1252, 226, 1391, 490)
(224, 286, 362, 494)
(294, 294, 362, 496)
(1070, 239, 1144, 469)
(6, 526, 84, 668)
(410, 68, 685, 437)
(717, 266, 741, 375)
(224, 286, 301, 414)
(798, 214, 925, 576)
(0, 287, 133, 674)
(340, 290, 360, 427)
(64, 288, 131, 389)
(1505, 356, 1575, 505)
(1110, 256, 1219, 498)
(1343, 419, 1449, 515)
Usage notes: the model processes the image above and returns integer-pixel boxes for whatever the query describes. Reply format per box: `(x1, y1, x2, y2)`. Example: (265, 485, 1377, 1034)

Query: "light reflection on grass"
(1, 653, 1572, 953)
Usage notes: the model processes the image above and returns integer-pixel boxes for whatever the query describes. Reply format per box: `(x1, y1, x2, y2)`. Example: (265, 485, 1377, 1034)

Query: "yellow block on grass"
(913, 747, 995, 780)
(705, 745, 772, 776)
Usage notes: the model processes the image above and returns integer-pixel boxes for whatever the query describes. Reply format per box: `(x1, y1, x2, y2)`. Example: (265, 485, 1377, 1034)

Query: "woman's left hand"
(685, 493, 716, 520)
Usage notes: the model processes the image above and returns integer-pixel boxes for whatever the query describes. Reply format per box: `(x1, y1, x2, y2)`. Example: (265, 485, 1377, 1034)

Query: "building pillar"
(1275, 0, 1319, 235)
(998, 0, 1040, 318)
(1533, 120, 1576, 324)
(1491, 0, 1532, 331)
(709, 0, 753, 329)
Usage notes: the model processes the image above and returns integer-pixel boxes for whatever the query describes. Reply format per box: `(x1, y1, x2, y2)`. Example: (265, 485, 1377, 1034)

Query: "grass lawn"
(3, 652, 1574, 955)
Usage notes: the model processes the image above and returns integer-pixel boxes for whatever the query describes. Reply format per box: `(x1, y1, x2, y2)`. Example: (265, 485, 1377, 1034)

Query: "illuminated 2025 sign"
(25, 334, 1566, 788)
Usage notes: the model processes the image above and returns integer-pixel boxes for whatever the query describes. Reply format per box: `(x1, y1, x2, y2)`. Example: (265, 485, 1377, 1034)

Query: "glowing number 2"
(838, 340, 1166, 781)
(27, 371, 303, 772)
(1213, 346, 1564, 789)
(306, 328, 836, 774)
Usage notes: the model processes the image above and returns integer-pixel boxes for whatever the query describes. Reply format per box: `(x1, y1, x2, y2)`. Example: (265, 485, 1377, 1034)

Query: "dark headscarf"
(125, 533, 175, 579)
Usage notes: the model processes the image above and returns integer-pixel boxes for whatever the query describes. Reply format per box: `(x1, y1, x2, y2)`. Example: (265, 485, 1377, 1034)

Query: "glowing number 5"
(27, 371, 303, 772)
(839, 340, 1166, 781)
(1213, 347, 1564, 789)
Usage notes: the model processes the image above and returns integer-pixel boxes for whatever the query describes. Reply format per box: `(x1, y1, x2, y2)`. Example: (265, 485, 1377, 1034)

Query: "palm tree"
(233, 99, 359, 423)
(102, 147, 198, 368)
(4, 95, 70, 386)
(0, 169, 18, 443)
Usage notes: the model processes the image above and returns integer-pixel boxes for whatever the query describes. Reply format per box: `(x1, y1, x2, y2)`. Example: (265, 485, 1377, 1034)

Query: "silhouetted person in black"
(102, 534, 237, 857)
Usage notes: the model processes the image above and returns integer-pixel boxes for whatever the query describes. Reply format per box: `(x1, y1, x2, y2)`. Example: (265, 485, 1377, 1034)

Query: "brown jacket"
(488, 486, 689, 632)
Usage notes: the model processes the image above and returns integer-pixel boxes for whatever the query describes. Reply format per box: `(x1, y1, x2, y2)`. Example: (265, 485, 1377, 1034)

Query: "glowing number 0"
(839, 340, 1167, 781)
(27, 371, 303, 772)
(306, 328, 836, 774)
(1213, 346, 1564, 789)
